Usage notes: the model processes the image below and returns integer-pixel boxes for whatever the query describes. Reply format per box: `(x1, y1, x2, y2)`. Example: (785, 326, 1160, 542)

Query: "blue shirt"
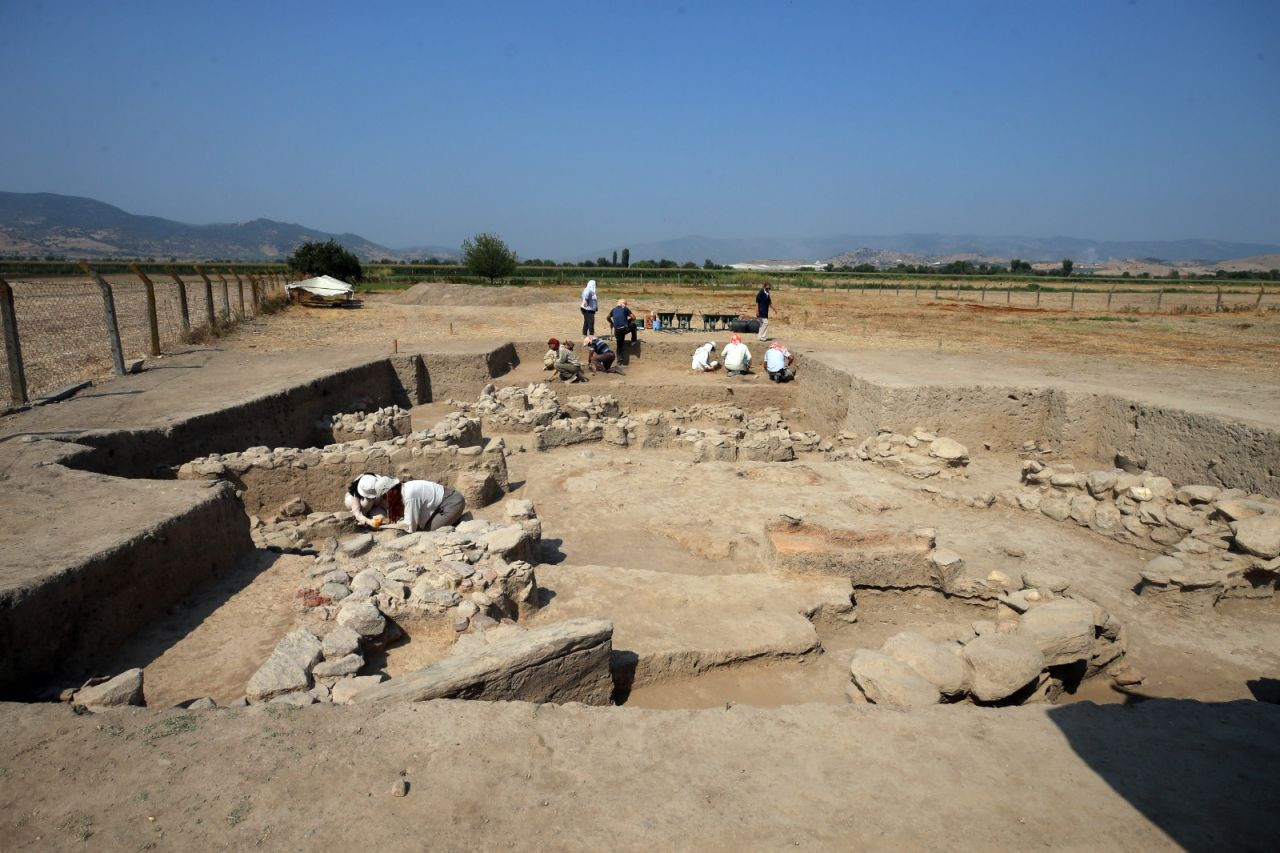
(588, 338, 612, 355)
(765, 347, 789, 373)
(609, 305, 633, 330)
(756, 287, 771, 318)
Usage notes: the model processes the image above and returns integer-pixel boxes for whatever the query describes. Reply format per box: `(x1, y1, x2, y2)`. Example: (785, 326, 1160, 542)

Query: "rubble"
(319, 405, 412, 443)
(849, 428, 971, 479)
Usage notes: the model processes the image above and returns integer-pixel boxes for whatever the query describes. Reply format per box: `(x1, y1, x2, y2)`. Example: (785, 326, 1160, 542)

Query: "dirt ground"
(2, 280, 1279, 849)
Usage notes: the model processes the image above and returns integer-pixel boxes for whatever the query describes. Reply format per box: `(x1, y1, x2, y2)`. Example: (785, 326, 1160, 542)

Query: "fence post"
(250, 275, 261, 309)
(128, 264, 162, 356)
(913, 283, 917, 301)
(1036, 288, 1041, 307)
(233, 271, 246, 318)
(165, 269, 192, 339)
(1006, 286, 1011, 305)
(79, 261, 126, 375)
(1157, 289, 1163, 311)
(215, 271, 232, 321)
(1257, 284, 1265, 310)
(0, 277, 29, 405)
(934, 283, 939, 300)
(980, 285, 986, 302)
(1215, 286, 1223, 312)
(193, 264, 216, 328)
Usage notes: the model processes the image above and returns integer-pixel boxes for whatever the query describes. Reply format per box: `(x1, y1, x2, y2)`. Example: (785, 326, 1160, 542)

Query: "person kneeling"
(691, 341, 721, 372)
(555, 340, 587, 383)
(543, 338, 561, 371)
(765, 342, 796, 383)
(721, 334, 753, 376)
(584, 336, 620, 373)
(355, 474, 466, 531)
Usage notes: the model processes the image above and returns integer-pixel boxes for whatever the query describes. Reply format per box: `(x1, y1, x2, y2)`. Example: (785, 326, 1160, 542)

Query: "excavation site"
(1, 294, 1278, 849)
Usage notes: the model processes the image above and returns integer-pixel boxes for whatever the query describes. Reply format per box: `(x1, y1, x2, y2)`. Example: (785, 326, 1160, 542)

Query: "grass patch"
(227, 797, 251, 826)
(142, 713, 197, 744)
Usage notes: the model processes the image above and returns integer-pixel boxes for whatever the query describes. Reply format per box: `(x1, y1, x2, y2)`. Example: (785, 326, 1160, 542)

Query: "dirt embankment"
(390, 281, 557, 307)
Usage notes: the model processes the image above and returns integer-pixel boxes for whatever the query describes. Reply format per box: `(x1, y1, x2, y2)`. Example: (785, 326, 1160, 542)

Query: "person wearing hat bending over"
(351, 473, 466, 532)
(583, 336, 620, 373)
(691, 341, 721, 372)
(580, 280, 598, 335)
(345, 473, 395, 527)
(721, 334, 753, 376)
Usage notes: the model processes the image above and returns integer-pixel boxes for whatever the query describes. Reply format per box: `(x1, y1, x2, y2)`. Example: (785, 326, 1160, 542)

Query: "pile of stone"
(428, 413, 483, 448)
(846, 428, 971, 479)
(848, 575, 1125, 709)
(318, 405, 413, 443)
(246, 501, 543, 706)
(1002, 462, 1279, 606)
(447, 383, 563, 430)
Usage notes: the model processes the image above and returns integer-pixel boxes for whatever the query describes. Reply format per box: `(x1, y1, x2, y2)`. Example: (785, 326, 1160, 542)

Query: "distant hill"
(0, 191, 458, 261)
(595, 233, 1280, 266)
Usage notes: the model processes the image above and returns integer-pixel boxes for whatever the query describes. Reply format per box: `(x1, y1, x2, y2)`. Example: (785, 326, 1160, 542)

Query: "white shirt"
(402, 480, 446, 531)
(344, 491, 382, 525)
(692, 343, 716, 370)
(581, 285, 597, 311)
(721, 341, 751, 371)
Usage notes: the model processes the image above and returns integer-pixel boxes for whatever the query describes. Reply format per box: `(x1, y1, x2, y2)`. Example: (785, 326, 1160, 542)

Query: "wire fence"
(0, 269, 289, 410)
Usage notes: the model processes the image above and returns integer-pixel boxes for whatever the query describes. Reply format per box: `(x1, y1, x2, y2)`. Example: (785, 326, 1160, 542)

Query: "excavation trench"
(2, 340, 1277, 710)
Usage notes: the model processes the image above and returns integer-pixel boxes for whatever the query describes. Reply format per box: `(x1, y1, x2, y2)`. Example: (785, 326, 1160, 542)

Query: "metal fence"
(0, 267, 290, 410)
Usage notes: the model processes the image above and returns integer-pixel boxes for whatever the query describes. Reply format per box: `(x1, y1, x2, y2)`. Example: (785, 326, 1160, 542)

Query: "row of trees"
(828, 258, 1076, 277)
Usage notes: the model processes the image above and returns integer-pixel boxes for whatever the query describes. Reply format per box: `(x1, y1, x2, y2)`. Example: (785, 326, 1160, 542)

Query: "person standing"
(580, 279, 598, 335)
(755, 281, 774, 341)
(609, 298, 638, 362)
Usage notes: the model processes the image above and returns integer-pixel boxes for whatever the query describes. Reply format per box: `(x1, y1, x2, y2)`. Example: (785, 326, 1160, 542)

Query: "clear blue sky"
(2, 0, 1276, 256)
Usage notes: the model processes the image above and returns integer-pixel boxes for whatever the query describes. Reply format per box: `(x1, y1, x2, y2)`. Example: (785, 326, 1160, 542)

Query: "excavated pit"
(2, 340, 1278, 712)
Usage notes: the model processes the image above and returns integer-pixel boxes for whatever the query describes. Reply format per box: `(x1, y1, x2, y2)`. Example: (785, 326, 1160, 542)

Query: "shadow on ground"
(1048, 697, 1280, 849)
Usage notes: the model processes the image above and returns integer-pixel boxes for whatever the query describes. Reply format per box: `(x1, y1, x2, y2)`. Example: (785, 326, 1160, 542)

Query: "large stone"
(454, 469, 502, 509)
(1176, 485, 1220, 506)
(313, 653, 364, 678)
(1022, 570, 1069, 594)
(1039, 493, 1072, 522)
(847, 649, 942, 709)
(337, 599, 387, 637)
(246, 655, 309, 703)
(880, 632, 969, 697)
(1215, 498, 1272, 522)
(927, 437, 968, 465)
(962, 634, 1045, 702)
(480, 525, 536, 563)
(1016, 600, 1095, 666)
(351, 618, 615, 705)
(322, 626, 362, 659)
(275, 629, 323, 671)
(74, 668, 145, 708)
(1231, 516, 1280, 560)
(340, 533, 375, 557)
(331, 675, 386, 704)
(350, 568, 384, 594)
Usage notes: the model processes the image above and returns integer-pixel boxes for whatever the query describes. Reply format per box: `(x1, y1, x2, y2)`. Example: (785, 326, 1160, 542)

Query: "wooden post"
(1070, 286, 1076, 310)
(249, 275, 261, 309)
(215, 271, 232, 321)
(1157, 289, 1163, 311)
(193, 264, 216, 327)
(233, 271, 246, 318)
(128, 264, 161, 356)
(1257, 284, 1265, 309)
(934, 283, 939, 300)
(1035, 288, 1041, 307)
(1006, 286, 1011, 305)
(0, 277, 28, 405)
(165, 268, 191, 338)
(79, 261, 126, 375)
(913, 283, 917, 301)
(1215, 286, 1223, 312)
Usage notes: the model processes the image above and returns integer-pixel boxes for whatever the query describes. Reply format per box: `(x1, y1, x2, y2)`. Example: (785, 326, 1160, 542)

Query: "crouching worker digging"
(765, 342, 797, 382)
(353, 473, 466, 531)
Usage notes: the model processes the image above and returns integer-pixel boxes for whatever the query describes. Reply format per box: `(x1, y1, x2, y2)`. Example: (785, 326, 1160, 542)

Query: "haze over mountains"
(2, 191, 1277, 268)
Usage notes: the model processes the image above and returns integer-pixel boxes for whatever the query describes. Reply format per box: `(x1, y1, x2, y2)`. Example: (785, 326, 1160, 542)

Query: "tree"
(462, 232, 518, 283)
(1061, 258, 1074, 277)
(621, 248, 630, 268)
(287, 239, 363, 282)
(612, 250, 618, 267)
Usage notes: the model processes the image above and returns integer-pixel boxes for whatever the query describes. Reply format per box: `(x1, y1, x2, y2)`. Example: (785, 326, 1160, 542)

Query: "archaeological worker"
(581, 279, 598, 335)
(345, 473, 394, 527)
(359, 474, 467, 532)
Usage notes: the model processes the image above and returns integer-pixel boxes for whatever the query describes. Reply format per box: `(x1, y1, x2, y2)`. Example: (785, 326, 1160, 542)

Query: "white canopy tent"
(285, 275, 357, 305)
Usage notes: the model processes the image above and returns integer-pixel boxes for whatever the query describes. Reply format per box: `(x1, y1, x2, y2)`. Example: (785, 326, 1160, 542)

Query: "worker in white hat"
(345, 473, 397, 527)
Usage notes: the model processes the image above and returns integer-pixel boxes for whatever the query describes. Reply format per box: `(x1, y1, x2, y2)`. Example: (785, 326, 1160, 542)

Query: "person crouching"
(555, 340, 587, 383)
(543, 338, 561, 371)
(765, 341, 796, 382)
(584, 336, 620, 373)
(356, 474, 466, 531)
(721, 334, 753, 376)
(691, 341, 721, 372)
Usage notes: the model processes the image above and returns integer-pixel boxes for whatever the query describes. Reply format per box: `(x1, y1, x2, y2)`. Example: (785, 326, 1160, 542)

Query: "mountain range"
(2, 191, 1276, 266)
(0, 191, 457, 261)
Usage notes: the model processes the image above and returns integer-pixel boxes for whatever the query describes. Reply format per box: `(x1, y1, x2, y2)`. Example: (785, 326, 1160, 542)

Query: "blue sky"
(2, 0, 1276, 256)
